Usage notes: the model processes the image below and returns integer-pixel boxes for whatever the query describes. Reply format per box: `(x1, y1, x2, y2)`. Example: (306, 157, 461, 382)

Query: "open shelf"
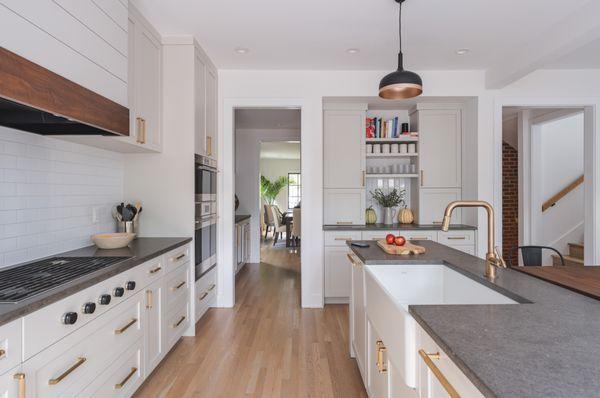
(366, 173, 419, 178)
(366, 136, 418, 143)
(366, 153, 418, 158)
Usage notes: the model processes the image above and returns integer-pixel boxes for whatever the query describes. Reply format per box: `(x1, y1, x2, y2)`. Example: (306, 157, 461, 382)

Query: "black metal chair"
(508, 245, 565, 267)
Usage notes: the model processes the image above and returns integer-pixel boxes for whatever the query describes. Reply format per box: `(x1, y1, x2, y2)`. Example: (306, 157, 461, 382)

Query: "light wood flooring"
(133, 242, 367, 398)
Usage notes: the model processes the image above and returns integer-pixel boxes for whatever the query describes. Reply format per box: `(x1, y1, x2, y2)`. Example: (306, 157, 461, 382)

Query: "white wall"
(235, 129, 300, 263)
(538, 113, 585, 258)
(260, 158, 301, 211)
(0, 127, 123, 268)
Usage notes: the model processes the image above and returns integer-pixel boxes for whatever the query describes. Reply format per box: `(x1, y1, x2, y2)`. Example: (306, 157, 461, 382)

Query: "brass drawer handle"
(207, 284, 216, 291)
(418, 350, 459, 398)
(115, 318, 138, 335)
(410, 236, 429, 240)
(346, 253, 360, 267)
(115, 367, 137, 389)
(173, 316, 186, 328)
(141, 118, 146, 144)
(146, 290, 153, 309)
(199, 292, 209, 301)
(336, 221, 353, 225)
(14, 373, 25, 398)
(136, 117, 142, 144)
(447, 236, 467, 240)
(334, 237, 353, 241)
(432, 221, 443, 225)
(172, 281, 186, 291)
(174, 253, 186, 261)
(376, 340, 387, 373)
(149, 266, 162, 274)
(49, 357, 86, 385)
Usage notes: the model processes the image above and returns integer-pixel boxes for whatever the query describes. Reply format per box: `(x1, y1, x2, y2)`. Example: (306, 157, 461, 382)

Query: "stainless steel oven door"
(195, 165, 216, 202)
(196, 201, 216, 219)
(195, 216, 217, 280)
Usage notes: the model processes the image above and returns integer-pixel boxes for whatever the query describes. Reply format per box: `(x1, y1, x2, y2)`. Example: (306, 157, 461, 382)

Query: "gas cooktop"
(0, 257, 127, 303)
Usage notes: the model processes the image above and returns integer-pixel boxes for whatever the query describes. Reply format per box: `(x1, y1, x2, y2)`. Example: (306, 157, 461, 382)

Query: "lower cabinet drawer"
(416, 324, 485, 398)
(196, 267, 217, 321)
(165, 266, 189, 311)
(0, 319, 22, 376)
(401, 230, 437, 242)
(437, 230, 475, 246)
(361, 230, 398, 241)
(165, 297, 189, 351)
(450, 245, 476, 255)
(324, 231, 363, 246)
(80, 338, 144, 398)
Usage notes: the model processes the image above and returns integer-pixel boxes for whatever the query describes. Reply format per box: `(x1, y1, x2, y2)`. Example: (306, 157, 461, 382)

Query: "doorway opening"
(233, 108, 302, 298)
(502, 106, 585, 266)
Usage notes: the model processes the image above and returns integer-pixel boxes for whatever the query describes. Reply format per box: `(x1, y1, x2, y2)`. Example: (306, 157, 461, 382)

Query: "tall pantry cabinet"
(194, 42, 218, 160)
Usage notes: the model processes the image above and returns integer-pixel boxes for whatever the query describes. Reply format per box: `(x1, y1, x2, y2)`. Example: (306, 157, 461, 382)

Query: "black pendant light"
(378, 0, 422, 100)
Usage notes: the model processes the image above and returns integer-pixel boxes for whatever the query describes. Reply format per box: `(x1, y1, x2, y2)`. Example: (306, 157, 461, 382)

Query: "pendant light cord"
(398, 1, 402, 54)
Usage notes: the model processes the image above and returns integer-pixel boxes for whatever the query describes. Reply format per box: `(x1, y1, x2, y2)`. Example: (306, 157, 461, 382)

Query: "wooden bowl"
(91, 233, 136, 249)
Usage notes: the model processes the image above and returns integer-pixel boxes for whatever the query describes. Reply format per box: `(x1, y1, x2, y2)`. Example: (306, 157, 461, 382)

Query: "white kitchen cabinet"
(0, 366, 23, 397)
(419, 188, 462, 225)
(206, 66, 218, 160)
(399, 230, 439, 242)
(195, 267, 217, 322)
(324, 189, 365, 225)
(0, 319, 22, 376)
(349, 253, 367, 384)
(145, 278, 164, 375)
(236, 219, 250, 271)
(362, 230, 398, 241)
(194, 49, 207, 156)
(324, 110, 366, 189)
(243, 222, 251, 263)
(414, 108, 462, 189)
(324, 247, 352, 302)
(367, 320, 389, 398)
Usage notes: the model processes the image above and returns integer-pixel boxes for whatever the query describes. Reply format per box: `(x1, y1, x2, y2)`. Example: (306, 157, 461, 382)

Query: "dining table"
(513, 265, 600, 300)
(282, 211, 294, 247)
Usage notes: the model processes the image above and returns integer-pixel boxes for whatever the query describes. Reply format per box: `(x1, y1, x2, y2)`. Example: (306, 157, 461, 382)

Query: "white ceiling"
(260, 141, 301, 160)
(133, 0, 594, 70)
(546, 38, 600, 69)
(235, 109, 300, 130)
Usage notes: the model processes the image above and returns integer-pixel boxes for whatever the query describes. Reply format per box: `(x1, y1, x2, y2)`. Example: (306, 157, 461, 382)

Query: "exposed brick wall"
(502, 141, 519, 265)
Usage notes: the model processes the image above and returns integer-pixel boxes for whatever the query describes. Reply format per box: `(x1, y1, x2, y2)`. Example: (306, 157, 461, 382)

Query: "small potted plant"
(370, 188, 405, 225)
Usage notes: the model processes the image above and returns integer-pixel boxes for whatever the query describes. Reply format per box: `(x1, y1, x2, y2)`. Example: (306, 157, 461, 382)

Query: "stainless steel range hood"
(0, 47, 129, 136)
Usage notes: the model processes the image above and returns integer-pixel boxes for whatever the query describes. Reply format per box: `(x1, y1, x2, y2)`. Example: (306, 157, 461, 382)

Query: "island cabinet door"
(145, 279, 164, 375)
(367, 320, 389, 398)
(0, 366, 22, 397)
(416, 324, 484, 398)
(324, 247, 352, 300)
(349, 254, 367, 383)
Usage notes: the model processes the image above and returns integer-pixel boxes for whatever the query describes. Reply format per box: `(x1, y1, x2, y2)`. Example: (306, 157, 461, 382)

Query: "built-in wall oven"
(195, 155, 217, 280)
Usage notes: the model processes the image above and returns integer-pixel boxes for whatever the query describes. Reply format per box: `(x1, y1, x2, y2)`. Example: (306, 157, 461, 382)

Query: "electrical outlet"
(92, 207, 100, 224)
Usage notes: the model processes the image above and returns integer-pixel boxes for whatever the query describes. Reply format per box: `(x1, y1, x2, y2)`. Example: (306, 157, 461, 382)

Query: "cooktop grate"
(0, 257, 127, 303)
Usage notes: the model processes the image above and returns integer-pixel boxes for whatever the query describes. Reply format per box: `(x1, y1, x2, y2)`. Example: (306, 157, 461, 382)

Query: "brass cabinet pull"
(174, 253, 186, 261)
(173, 315, 186, 328)
(115, 367, 137, 389)
(14, 373, 25, 398)
(334, 237, 353, 241)
(420, 170, 424, 186)
(149, 266, 162, 274)
(0, 348, 5, 358)
(115, 318, 138, 335)
(447, 236, 466, 240)
(336, 221, 353, 225)
(418, 350, 460, 398)
(410, 237, 429, 240)
(48, 357, 86, 385)
(140, 118, 147, 144)
(171, 281, 186, 291)
(199, 292, 208, 301)
(146, 290, 153, 309)
(362, 170, 366, 187)
(376, 340, 387, 373)
(207, 284, 216, 291)
(206, 136, 212, 156)
(136, 117, 142, 144)
(346, 253, 359, 267)
(432, 221, 443, 225)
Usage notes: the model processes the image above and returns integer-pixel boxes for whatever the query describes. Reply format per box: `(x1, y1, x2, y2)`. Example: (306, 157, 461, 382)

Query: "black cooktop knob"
(99, 294, 111, 305)
(113, 287, 125, 297)
(126, 281, 136, 291)
(62, 312, 78, 325)
(82, 302, 96, 314)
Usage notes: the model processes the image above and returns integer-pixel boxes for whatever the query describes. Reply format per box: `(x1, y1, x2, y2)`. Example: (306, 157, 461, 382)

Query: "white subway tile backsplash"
(0, 127, 124, 267)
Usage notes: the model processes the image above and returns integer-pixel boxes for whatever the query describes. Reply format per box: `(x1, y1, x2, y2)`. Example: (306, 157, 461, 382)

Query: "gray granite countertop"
(323, 223, 476, 231)
(0, 237, 191, 327)
(348, 240, 600, 398)
(235, 214, 251, 224)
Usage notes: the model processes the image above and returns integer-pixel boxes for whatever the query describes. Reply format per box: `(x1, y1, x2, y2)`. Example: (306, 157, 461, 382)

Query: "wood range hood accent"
(0, 47, 129, 136)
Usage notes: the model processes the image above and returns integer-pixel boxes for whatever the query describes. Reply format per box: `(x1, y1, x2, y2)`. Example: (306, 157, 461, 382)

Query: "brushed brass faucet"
(441, 200, 506, 280)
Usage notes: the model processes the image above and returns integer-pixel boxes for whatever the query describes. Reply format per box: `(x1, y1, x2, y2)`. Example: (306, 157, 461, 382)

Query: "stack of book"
(366, 117, 403, 138)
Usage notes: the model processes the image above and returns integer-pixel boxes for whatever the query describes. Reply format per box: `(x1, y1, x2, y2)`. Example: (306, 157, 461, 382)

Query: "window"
(288, 172, 301, 209)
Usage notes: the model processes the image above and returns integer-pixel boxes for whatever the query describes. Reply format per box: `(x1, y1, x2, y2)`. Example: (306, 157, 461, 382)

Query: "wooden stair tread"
(568, 242, 584, 248)
(567, 242, 584, 260)
(552, 254, 584, 266)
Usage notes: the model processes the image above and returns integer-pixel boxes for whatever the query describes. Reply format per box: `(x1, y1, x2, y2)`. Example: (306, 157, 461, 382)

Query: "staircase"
(553, 243, 584, 266)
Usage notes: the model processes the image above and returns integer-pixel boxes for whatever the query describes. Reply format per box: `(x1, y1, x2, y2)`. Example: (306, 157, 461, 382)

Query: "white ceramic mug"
(408, 143, 416, 153)
(382, 144, 390, 154)
(372, 144, 381, 154)
(390, 143, 399, 153)
(399, 144, 408, 153)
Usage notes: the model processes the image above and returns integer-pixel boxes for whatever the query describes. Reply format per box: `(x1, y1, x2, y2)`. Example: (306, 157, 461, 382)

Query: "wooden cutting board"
(377, 239, 426, 255)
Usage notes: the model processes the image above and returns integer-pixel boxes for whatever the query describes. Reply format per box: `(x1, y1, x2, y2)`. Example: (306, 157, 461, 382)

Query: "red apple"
(385, 234, 395, 244)
(394, 236, 406, 246)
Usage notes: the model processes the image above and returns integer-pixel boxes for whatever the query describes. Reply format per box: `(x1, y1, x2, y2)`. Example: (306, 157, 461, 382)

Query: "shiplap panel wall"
(0, 127, 123, 268)
(0, 0, 128, 105)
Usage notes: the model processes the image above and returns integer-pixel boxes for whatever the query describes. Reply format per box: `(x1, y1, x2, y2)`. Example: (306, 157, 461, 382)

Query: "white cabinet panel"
(0, 319, 21, 376)
(194, 50, 207, 156)
(418, 109, 462, 188)
(206, 66, 218, 159)
(367, 320, 389, 398)
(145, 279, 163, 375)
(324, 189, 365, 226)
(350, 254, 367, 384)
(324, 247, 351, 300)
(164, 296, 189, 352)
(437, 230, 475, 246)
(324, 110, 366, 189)
(400, 230, 438, 242)
(362, 230, 398, 241)
(0, 366, 22, 398)
(324, 231, 363, 247)
(93, 0, 128, 31)
(419, 188, 461, 225)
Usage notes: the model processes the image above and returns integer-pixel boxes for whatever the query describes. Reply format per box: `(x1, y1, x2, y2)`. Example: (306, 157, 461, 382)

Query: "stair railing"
(541, 175, 584, 212)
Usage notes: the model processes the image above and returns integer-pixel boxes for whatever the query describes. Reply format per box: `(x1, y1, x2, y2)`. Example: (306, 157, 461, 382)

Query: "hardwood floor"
(134, 250, 367, 397)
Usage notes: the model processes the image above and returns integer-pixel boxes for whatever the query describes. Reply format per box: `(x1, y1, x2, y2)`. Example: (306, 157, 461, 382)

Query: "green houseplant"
(370, 188, 405, 225)
(260, 175, 288, 205)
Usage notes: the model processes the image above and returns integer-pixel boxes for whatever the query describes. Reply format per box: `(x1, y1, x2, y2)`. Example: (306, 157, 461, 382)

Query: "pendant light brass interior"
(378, 0, 422, 100)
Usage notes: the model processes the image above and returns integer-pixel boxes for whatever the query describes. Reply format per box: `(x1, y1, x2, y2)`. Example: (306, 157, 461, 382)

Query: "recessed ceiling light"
(346, 48, 360, 54)
(234, 47, 249, 54)
(455, 48, 470, 55)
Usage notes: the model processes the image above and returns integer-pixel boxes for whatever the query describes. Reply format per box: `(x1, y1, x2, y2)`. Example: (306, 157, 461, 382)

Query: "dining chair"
(291, 208, 301, 247)
(264, 204, 275, 239)
(269, 205, 287, 245)
(508, 246, 565, 267)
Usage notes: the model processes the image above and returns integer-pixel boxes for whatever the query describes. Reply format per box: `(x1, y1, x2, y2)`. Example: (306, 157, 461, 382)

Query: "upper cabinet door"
(194, 51, 207, 156)
(205, 66, 218, 159)
(418, 109, 462, 188)
(134, 21, 162, 151)
(324, 110, 366, 189)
